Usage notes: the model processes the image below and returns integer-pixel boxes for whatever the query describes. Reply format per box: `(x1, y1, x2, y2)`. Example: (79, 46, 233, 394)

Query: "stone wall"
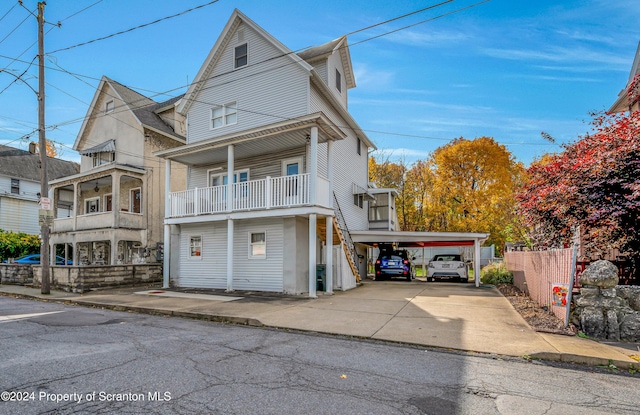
(571, 260, 640, 341)
(0, 264, 33, 285)
(32, 264, 162, 293)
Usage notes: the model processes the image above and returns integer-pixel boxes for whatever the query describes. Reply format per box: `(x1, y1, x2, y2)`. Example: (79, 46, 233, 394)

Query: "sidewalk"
(1, 282, 638, 370)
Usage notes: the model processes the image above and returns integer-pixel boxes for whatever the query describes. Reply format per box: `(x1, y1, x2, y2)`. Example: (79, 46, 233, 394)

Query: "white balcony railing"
(169, 173, 323, 218)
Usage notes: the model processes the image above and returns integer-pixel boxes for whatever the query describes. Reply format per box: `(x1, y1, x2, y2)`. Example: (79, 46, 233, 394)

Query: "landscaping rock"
(616, 286, 640, 311)
(580, 307, 606, 339)
(606, 310, 620, 341)
(620, 312, 640, 342)
(579, 260, 619, 288)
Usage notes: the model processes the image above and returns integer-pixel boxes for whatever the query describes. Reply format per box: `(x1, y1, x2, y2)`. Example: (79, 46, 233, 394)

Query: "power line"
(0, 2, 18, 24)
(59, 0, 103, 23)
(48, 0, 220, 54)
(0, 6, 31, 45)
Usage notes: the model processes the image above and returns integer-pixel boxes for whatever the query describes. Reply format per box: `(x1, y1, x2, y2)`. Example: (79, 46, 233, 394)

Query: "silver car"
(427, 254, 468, 282)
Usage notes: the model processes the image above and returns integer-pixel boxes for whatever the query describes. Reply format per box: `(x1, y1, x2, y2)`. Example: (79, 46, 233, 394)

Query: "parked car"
(3, 254, 73, 265)
(427, 254, 467, 282)
(375, 250, 415, 281)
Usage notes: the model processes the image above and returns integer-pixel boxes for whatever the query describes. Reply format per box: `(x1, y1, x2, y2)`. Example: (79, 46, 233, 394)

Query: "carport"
(350, 231, 490, 287)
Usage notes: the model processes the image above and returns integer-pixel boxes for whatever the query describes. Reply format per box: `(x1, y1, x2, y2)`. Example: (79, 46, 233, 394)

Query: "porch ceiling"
(156, 112, 346, 166)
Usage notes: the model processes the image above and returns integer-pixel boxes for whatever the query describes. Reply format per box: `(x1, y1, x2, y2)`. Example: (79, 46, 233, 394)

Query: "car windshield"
(432, 255, 462, 262)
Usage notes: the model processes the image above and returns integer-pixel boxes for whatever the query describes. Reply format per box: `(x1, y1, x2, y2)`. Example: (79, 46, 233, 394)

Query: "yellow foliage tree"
(425, 137, 525, 251)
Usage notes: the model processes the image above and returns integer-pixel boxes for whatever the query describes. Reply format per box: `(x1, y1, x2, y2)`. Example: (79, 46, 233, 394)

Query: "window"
(10, 178, 19, 194)
(85, 197, 100, 214)
(249, 232, 266, 259)
(211, 102, 237, 129)
(189, 235, 202, 258)
(105, 100, 114, 113)
(335, 68, 342, 92)
(130, 188, 142, 214)
(235, 43, 247, 68)
(92, 151, 115, 167)
(354, 193, 363, 209)
(357, 138, 361, 155)
(104, 194, 113, 212)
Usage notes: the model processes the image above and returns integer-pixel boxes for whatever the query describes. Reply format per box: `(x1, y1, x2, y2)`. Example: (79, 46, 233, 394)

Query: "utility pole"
(37, 1, 50, 295)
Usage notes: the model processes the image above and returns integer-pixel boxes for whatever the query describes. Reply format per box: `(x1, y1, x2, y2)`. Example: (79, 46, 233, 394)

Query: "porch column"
(326, 139, 334, 204)
(309, 126, 318, 205)
(325, 216, 333, 294)
(474, 238, 481, 287)
(308, 213, 317, 298)
(110, 236, 117, 265)
(226, 218, 234, 292)
(227, 144, 235, 212)
(163, 159, 171, 288)
(73, 182, 79, 231)
(112, 171, 120, 225)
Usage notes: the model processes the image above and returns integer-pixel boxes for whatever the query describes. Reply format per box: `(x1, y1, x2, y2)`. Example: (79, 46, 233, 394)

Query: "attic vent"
(238, 29, 245, 42)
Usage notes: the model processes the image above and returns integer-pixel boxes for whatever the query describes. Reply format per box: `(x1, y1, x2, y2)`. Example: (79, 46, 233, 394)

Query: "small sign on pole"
(40, 197, 51, 210)
(38, 209, 54, 226)
(552, 283, 569, 307)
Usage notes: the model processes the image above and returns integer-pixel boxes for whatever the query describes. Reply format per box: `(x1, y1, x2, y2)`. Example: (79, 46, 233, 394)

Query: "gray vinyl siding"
(313, 60, 328, 84)
(178, 222, 227, 288)
(0, 197, 40, 234)
(177, 219, 284, 292)
(233, 218, 284, 292)
(309, 87, 369, 231)
(327, 51, 348, 108)
(187, 22, 310, 144)
(188, 147, 306, 189)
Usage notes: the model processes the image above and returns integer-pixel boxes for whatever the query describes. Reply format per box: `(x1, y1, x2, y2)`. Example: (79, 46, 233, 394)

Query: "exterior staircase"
(332, 194, 361, 283)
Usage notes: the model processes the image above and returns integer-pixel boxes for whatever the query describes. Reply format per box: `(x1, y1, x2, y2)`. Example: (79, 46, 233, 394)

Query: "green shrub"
(481, 261, 513, 285)
(0, 229, 41, 262)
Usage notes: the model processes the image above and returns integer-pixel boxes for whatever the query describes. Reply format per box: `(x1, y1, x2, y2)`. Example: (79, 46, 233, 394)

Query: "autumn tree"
(32, 139, 58, 157)
(517, 110, 640, 261)
(425, 137, 525, 251)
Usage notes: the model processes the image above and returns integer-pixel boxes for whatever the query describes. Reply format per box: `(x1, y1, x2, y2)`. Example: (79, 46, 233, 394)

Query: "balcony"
(53, 210, 145, 232)
(169, 173, 330, 218)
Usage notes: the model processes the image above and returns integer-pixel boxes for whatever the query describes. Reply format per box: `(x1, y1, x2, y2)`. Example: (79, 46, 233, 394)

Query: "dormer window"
(235, 44, 247, 68)
(105, 100, 114, 113)
(336, 69, 342, 93)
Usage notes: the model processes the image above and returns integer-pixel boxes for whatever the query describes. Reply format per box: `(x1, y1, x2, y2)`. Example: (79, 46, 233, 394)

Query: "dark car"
(3, 254, 73, 265)
(375, 250, 415, 281)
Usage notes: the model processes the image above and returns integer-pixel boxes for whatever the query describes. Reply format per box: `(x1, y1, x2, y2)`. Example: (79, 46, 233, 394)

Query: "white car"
(427, 254, 468, 282)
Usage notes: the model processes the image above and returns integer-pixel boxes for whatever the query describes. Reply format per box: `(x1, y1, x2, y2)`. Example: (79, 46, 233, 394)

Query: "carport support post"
(422, 247, 425, 278)
(474, 239, 481, 287)
(226, 218, 234, 292)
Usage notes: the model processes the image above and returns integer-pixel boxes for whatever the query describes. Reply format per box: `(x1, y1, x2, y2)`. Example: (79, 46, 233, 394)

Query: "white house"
(0, 144, 78, 235)
(156, 10, 397, 296)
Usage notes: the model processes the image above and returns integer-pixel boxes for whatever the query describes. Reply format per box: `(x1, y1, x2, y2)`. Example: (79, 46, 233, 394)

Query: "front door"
(282, 158, 303, 201)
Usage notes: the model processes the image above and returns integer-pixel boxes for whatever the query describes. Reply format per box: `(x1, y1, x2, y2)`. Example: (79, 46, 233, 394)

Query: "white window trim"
(335, 68, 342, 93)
(234, 43, 248, 69)
(248, 231, 267, 259)
(210, 101, 238, 130)
(188, 235, 203, 260)
(10, 178, 19, 194)
(281, 157, 304, 176)
(85, 197, 100, 214)
(103, 193, 113, 212)
(105, 100, 114, 113)
(129, 187, 142, 214)
(208, 169, 250, 187)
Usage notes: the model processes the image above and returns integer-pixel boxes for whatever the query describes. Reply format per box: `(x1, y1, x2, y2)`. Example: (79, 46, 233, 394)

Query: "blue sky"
(1, 0, 639, 166)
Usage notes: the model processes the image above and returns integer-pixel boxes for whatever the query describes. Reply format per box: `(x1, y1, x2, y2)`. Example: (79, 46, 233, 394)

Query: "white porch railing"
(169, 173, 318, 218)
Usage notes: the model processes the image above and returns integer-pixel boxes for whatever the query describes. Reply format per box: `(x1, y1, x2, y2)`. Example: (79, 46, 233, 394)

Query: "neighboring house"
(610, 41, 640, 113)
(48, 76, 186, 266)
(156, 10, 397, 296)
(0, 144, 79, 235)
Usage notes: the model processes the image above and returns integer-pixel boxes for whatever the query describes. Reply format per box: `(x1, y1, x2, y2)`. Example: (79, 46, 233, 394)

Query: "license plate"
(442, 264, 450, 268)
(388, 261, 397, 266)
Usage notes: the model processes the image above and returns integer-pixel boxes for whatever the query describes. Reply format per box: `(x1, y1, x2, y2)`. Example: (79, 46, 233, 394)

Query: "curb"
(529, 351, 638, 371)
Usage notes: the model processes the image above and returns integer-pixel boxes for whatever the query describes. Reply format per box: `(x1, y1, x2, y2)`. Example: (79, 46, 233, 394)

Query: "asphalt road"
(1, 296, 639, 415)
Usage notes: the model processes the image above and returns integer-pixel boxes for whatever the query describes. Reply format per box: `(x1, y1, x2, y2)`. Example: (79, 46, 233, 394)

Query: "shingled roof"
(105, 77, 185, 141)
(0, 144, 79, 182)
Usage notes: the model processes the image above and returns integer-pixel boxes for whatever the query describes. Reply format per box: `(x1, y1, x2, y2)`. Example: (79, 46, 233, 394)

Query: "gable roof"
(298, 36, 356, 89)
(73, 76, 185, 150)
(177, 9, 313, 115)
(610, 41, 640, 112)
(0, 144, 79, 182)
